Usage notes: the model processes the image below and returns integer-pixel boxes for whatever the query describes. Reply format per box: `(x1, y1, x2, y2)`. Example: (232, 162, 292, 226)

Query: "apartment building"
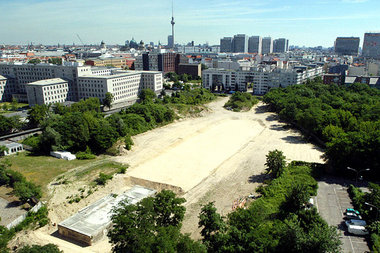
(202, 65, 323, 95)
(0, 75, 7, 101)
(26, 78, 69, 106)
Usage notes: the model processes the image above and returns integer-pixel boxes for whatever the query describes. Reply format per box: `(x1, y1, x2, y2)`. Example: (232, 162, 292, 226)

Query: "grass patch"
(1, 152, 100, 197)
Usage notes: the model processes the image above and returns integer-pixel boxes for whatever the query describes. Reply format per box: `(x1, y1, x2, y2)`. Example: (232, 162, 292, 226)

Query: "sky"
(0, 0, 379, 47)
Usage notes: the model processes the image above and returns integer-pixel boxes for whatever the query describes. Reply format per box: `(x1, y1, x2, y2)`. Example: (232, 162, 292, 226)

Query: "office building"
(233, 34, 248, 53)
(137, 52, 184, 74)
(248, 36, 262, 54)
(177, 64, 201, 79)
(273, 38, 289, 53)
(262, 37, 273, 54)
(362, 33, 380, 59)
(26, 78, 69, 106)
(220, 37, 233, 53)
(334, 37, 360, 56)
(168, 35, 174, 48)
(0, 63, 163, 107)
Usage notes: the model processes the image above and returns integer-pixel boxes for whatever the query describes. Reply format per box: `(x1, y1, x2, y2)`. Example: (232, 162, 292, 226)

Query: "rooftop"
(0, 140, 23, 149)
(28, 78, 67, 86)
(58, 185, 155, 237)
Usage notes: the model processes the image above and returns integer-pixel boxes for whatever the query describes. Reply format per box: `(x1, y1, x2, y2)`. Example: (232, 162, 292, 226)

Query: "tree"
(48, 58, 63, 65)
(138, 89, 156, 103)
(107, 190, 201, 252)
(27, 104, 49, 128)
(13, 181, 42, 203)
(198, 202, 226, 251)
(280, 184, 310, 215)
(265, 149, 286, 178)
(103, 92, 114, 110)
(17, 244, 62, 253)
(28, 59, 41, 64)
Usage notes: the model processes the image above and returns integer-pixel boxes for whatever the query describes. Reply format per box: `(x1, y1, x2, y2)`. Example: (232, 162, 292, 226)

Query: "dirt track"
(11, 97, 324, 252)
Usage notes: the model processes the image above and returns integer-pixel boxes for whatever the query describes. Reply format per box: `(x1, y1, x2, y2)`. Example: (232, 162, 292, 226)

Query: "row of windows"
(43, 84, 67, 91)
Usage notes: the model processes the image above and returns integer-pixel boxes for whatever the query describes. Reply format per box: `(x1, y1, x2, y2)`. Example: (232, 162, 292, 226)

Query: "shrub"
(76, 151, 96, 160)
(95, 173, 113, 185)
(125, 135, 134, 151)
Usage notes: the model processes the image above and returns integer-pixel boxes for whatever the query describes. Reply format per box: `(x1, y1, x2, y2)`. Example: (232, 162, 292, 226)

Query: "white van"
(347, 225, 369, 236)
(345, 219, 367, 227)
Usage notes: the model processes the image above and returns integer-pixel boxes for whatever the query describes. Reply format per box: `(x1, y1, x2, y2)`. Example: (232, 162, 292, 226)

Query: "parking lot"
(316, 177, 370, 253)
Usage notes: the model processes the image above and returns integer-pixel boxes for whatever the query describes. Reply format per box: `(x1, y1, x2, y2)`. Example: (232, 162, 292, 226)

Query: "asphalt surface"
(316, 177, 370, 253)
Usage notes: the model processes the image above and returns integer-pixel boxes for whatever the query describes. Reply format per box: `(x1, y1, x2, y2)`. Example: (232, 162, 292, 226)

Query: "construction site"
(10, 98, 324, 252)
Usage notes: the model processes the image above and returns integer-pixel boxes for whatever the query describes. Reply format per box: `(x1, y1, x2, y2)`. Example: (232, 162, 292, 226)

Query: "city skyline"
(1, 0, 379, 47)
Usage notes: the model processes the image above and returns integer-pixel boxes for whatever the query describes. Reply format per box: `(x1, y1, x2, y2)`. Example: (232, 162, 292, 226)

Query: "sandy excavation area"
(11, 97, 324, 252)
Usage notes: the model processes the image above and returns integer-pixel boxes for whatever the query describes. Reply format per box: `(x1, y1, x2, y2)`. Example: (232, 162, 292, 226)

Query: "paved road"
(316, 177, 370, 253)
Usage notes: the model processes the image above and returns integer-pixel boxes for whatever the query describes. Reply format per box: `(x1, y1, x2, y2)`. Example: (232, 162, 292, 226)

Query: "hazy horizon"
(1, 0, 379, 48)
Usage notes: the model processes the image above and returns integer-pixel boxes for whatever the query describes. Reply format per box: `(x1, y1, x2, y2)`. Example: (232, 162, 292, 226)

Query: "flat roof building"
(248, 36, 262, 54)
(334, 37, 360, 56)
(362, 33, 380, 59)
(26, 78, 69, 106)
(220, 37, 233, 53)
(233, 34, 248, 53)
(262, 37, 273, 54)
(58, 186, 156, 246)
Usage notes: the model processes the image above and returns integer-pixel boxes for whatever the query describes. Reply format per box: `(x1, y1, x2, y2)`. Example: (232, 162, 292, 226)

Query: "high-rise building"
(262, 37, 273, 54)
(248, 36, 262, 54)
(233, 34, 248, 53)
(220, 37, 233, 53)
(273, 38, 288, 53)
(362, 33, 380, 59)
(168, 35, 174, 48)
(334, 37, 360, 56)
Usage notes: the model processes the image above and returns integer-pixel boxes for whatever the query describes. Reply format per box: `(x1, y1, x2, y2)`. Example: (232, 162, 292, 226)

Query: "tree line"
(263, 81, 380, 179)
(24, 88, 215, 156)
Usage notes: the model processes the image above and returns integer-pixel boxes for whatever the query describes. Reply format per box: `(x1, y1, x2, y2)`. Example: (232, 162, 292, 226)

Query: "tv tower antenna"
(171, 0, 175, 48)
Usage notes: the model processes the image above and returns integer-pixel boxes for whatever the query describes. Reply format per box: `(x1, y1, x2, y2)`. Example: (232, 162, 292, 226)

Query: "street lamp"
(365, 202, 379, 220)
(347, 167, 370, 185)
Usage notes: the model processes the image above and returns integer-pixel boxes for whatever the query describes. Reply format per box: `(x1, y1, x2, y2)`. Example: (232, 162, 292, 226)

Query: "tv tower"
(170, 0, 175, 48)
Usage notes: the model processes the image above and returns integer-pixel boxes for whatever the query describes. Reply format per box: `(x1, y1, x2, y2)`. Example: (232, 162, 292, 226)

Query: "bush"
(95, 173, 113, 185)
(125, 135, 134, 151)
(118, 166, 127, 174)
(76, 151, 96, 160)
(17, 243, 62, 253)
(224, 92, 259, 112)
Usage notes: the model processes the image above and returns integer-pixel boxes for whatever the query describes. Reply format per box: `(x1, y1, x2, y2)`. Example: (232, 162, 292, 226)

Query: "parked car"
(347, 225, 369, 236)
(345, 212, 362, 220)
(345, 219, 367, 227)
(345, 208, 360, 215)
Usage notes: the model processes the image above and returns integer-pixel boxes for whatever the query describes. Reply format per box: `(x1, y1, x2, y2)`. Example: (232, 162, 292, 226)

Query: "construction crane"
(76, 34, 85, 47)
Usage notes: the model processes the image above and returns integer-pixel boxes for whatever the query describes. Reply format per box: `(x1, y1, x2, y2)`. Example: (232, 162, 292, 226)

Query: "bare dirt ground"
(10, 97, 324, 252)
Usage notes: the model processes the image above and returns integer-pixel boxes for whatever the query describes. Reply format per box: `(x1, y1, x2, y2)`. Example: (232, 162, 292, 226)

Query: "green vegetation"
(0, 205, 49, 252)
(0, 115, 24, 136)
(224, 92, 259, 112)
(108, 190, 206, 252)
(27, 88, 214, 157)
(0, 101, 28, 115)
(198, 161, 340, 252)
(348, 183, 380, 251)
(263, 80, 380, 179)
(108, 151, 340, 252)
(265, 149, 286, 178)
(0, 161, 41, 203)
(47, 58, 62, 65)
(27, 59, 41, 64)
(2, 152, 97, 195)
(165, 72, 201, 82)
(95, 172, 113, 185)
(103, 92, 114, 110)
(17, 243, 62, 253)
